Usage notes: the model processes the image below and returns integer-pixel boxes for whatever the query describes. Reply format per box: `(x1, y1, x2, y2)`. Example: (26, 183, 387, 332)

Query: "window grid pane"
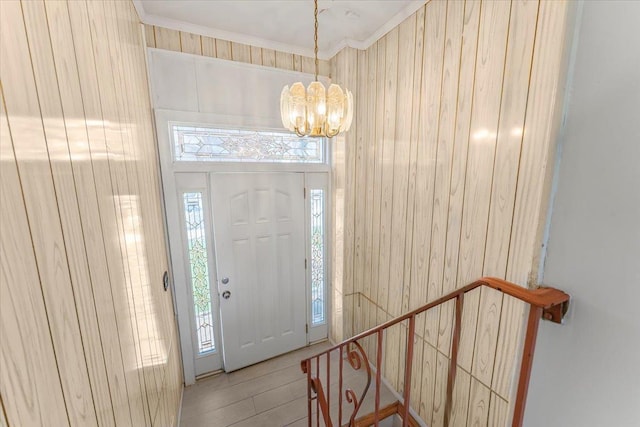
(183, 192, 216, 354)
(310, 189, 325, 325)
(172, 125, 324, 163)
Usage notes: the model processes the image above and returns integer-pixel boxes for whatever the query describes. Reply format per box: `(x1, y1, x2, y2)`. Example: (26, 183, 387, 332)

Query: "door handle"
(222, 290, 231, 300)
(221, 277, 229, 284)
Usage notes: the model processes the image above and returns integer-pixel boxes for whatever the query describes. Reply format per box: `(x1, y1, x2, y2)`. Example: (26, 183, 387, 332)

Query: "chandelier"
(280, 0, 353, 138)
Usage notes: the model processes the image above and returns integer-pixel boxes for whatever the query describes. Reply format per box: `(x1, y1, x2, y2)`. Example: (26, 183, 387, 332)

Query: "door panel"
(211, 173, 306, 371)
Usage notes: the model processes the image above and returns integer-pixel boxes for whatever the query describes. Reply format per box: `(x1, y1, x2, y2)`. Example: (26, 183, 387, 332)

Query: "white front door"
(211, 172, 307, 372)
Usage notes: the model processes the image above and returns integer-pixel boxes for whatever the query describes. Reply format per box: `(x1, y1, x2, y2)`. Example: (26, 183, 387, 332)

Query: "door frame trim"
(155, 109, 332, 384)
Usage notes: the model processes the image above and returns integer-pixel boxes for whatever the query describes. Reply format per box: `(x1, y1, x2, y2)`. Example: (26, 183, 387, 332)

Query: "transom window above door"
(171, 124, 326, 164)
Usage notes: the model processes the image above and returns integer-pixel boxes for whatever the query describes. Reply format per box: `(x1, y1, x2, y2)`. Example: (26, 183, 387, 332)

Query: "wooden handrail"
(319, 277, 568, 356)
(301, 277, 569, 427)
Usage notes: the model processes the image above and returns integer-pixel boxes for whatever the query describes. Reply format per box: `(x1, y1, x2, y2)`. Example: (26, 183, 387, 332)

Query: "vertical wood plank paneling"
(216, 39, 232, 60)
(262, 48, 276, 67)
(21, 2, 116, 424)
(370, 38, 386, 358)
(401, 5, 425, 317)
(0, 402, 7, 427)
(330, 49, 345, 344)
(319, 60, 331, 78)
(201, 36, 217, 57)
(275, 50, 294, 70)
(107, 49, 154, 427)
(164, 342, 181, 426)
(134, 0, 175, 420)
(116, 1, 164, 403)
(388, 14, 417, 319)
(466, 377, 491, 426)
(143, 24, 156, 48)
(456, 0, 511, 373)
(489, 392, 509, 427)
(447, 368, 471, 427)
(343, 294, 354, 339)
(154, 26, 181, 51)
(1, 1, 180, 425)
(333, 0, 572, 424)
(147, 25, 331, 79)
(428, 0, 466, 295)
(483, 0, 539, 280)
(419, 0, 448, 348)
(499, 1, 572, 406)
(342, 47, 358, 301)
(368, 37, 385, 332)
(418, 342, 437, 424)
(436, 0, 482, 358)
(473, 0, 540, 390)
(379, 27, 400, 389)
(361, 42, 378, 363)
(180, 31, 201, 55)
(131, 10, 177, 365)
(361, 41, 377, 303)
(377, 27, 399, 315)
(122, 4, 173, 422)
(108, 1, 163, 418)
(390, 14, 418, 392)
(0, 1, 98, 424)
(353, 48, 368, 299)
(250, 46, 262, 65)
(409, 330, 424, 411)
(0, 93, 70, 427)
(507, 0, 572, 287)
(231, 42, 251, 63)
(428, 0, 465, 354)
(293, 54, 302, 72)
(301, 56, 315, 74)
(124, 3, 176, 404)
(89, 1, 154, 422)
(67, 1, 144, 424)
(409, 0, 445, 338)
(344, 47, 359, 339)
(430, 349, 450, 427)
(90, 0, 165, 422)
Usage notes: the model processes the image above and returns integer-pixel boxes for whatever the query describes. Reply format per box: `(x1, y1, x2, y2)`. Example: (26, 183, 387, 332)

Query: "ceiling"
(133, 1, 426, 59)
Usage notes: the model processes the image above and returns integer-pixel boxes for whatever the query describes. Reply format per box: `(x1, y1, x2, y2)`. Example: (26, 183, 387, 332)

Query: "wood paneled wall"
(332, 0, 574, 425)
(0, 1, 182, 425)
(144, 24, 332, 77)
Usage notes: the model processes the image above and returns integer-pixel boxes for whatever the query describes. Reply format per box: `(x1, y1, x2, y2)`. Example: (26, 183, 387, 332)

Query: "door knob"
(221, 277, 229, 284)
(222, 290, 231, 299)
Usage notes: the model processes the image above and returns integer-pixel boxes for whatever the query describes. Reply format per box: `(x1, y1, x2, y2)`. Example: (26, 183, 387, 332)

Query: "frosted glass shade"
(281, 81, 353, 137)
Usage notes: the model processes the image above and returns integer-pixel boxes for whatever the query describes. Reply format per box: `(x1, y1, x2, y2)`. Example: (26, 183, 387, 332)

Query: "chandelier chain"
(314, 0, 319, 81)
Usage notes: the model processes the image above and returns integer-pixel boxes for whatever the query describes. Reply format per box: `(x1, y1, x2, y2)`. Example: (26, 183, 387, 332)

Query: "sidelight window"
(183, 192, 216, 354)
(310, 189, 325, 325)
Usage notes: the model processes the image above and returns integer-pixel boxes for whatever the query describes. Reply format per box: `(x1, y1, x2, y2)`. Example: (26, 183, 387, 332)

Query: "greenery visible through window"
(183, 192, 215, 354)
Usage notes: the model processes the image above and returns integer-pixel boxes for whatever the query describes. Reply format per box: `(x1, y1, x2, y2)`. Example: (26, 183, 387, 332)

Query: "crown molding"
(132, 0, 427, 61)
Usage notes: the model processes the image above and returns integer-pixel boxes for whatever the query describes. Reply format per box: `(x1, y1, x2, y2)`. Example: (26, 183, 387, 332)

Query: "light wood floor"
(180, 341, 397, 426)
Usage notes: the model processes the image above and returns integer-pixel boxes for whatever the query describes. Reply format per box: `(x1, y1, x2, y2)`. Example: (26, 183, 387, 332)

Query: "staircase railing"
(300, 277, 570, 427)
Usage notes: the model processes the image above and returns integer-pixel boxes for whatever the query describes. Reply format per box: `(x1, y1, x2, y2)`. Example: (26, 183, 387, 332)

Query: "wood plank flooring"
(180, 342, 398, 427)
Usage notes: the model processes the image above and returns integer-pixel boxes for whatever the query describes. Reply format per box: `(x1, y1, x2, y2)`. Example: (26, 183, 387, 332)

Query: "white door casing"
(211, 172, 307, 372)
(175, 173, 223, 376)
(154, 107, 330, 384)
